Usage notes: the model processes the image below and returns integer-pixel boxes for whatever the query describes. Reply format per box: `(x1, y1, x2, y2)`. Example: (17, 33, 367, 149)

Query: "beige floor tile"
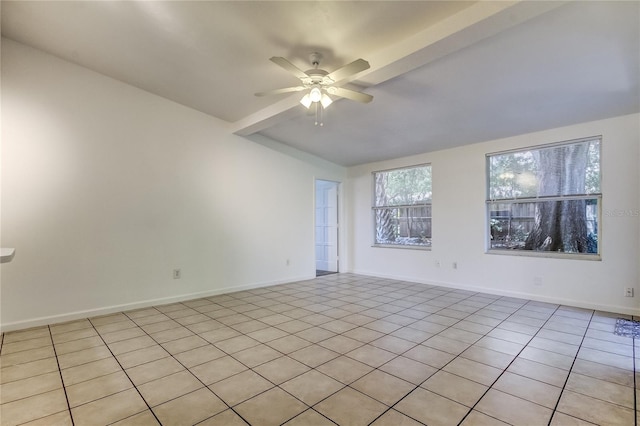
(71, 388, 147, 425)
(214, 335, 260, 354)
(443, 357, 502, 386)
(549, 412, 598, 425)
(173, 344, 226, 368)
(318, 335, 364, 353)
(160, 334, 208, 354)
(126, 356, 184, 385)
(131, 313, 170, 326)
(423, 335, 471, 355)
(565, 372, 634, 409)
(395, 387, 469, 426)
(486, 328, 531, 345)
(208, 369, 273, 406)
(57, 345, 113, 369)
(61, 357, 122, 386)
(90, 313, 129, 327)
(50, 320, 92, 335)
(107, 335, 156, 356)
(476, 389, 552, 426)
(571, 358, 634, 387)
(460, 410, 510, 425)
(1, 336, 52, 355)
(283, 408, 335, 425)
(379, 355, 437, 385)
(460, 345, 515, 369)
(137, 370, 203, 406)
(140, 319, 182, 334)
(200, 327, 242, 343)
(557, 389, 634, 425)
(280, 370, 344, 405)
(507, 357, 569, 387)
(55, 336, 104, 355)
(19, 410, 73, 426)
(342, 326, 386, 343)
(94, 319, 138, 335)
(1, 346, 55, 367)
(0, 370, 62, 404)
(519, 346, 575, 370)
(66, 370, 133, 407)
(185, 319, 225, 334)
(235, 387, 307, 426)
(153, 388, 226, 425)
(110, 410, 160, 425)
(198, 408, 250, 426)
(253, 355, 309, 384)
(2, 327, 50, 344)
(294, 326, 336, 343)
(231, 343, 282, 368)
(403, 345, 456, 368)
(370, 409, 424, 425)
(52, 328, 99, 345)
(266, 335, 312, 353)
(246, 326, 289, 343)
(230, 319, 271, 334)
(316, 355, 374, 384)
(576, 347, 634, 371)
(116, 342, 168, 366)
(315, 387, 387, 426)
(190, 355, 247, 385)
(346, 344, 397, 367)
(100, 327, 146, 344)
(288, 344, 339, 368)
(0, 388, 68, 426)
(150, 326, 194, 344)
(528, 336, 579, 357)
(493, 371, 561, 408)
(278, 320, 315, 334)
(422, 370, 488, 407)
(0, 357, 58, 384)
(352, 370, 415, 405)
(438, 327, 484, 345)
(474, 336, 524, 356)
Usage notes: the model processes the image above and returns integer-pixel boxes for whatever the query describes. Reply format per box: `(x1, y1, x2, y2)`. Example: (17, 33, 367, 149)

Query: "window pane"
(373, 164, 432, 248)
(375, 206, 432, 247)
(489, 138, 600, 200)
(374, 165, 431, 207)
(489, 199, 599, 253)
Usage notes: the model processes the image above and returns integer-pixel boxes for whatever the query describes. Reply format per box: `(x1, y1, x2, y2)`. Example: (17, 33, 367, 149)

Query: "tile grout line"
(87, 315, 165, 426)
(47, 325, 76, 426)
(119, 307, 256, 426)
(545, 310, 599, 426)
(364, 290, 521, 425)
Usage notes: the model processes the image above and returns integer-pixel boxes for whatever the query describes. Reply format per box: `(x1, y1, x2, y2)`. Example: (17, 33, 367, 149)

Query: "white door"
(315, 180, 339, 274)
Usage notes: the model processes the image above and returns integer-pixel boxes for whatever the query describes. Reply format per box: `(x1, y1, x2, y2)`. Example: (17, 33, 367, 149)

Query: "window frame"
(485, 136, 602, 260)
(371, 163, 432, 250)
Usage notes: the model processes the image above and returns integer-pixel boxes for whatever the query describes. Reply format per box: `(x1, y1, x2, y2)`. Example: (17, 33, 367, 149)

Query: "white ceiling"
(2, 1, 639, 166)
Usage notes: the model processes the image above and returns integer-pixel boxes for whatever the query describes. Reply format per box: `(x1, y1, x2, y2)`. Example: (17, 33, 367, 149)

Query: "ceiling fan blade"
(270, 57, 309, 80)
(326, 59, 370, 83)
(330, 87, 373, 103)
(255, 86, 305, 97)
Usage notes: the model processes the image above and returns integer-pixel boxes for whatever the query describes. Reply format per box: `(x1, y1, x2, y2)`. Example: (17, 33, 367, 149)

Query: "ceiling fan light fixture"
(300, 94, 312, 109)
(309, 86, 322, 103)
(320, 93, 333, 108)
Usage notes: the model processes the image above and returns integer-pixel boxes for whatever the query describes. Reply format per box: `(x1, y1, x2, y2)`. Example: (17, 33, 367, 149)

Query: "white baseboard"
(0, 274, 314, 333)
(350, 269, 640, 317)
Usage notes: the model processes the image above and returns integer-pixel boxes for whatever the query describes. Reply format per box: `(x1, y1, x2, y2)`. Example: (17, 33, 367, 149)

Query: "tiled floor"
(1, 273, 638, 425)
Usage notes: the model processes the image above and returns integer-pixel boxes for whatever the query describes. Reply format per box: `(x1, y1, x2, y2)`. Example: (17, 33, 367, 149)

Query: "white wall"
(0, 39, 346, 331)
(347, 114, 640, 315)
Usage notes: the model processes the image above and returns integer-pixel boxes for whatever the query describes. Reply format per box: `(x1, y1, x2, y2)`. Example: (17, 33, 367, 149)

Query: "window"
(373, 164, 432, 248)
(487, 137, 601, 258)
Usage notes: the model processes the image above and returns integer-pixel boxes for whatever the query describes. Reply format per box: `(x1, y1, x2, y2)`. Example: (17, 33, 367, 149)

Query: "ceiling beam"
(230, 0, 567, 137)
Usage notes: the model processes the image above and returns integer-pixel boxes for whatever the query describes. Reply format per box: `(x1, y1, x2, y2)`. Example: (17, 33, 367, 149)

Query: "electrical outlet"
(452, 262, 458, 269)
(624, 287, 634, 297)
(173, 269, 181, 279)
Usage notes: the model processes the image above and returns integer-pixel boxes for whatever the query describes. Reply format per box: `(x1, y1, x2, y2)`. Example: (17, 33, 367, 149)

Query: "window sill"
(372, 244, 431, 251)
(486, 249, 601, 261)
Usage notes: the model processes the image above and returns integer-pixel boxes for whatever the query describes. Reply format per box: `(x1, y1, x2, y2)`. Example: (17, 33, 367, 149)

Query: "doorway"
(315, 180, 339, 276)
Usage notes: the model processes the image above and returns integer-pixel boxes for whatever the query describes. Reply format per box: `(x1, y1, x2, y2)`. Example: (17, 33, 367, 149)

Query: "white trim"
(0, 274, 314, 333)
(349, 269, 639, 316)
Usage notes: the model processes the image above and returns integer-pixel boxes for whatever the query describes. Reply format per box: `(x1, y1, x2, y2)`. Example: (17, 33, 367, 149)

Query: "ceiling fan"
(255, 52, 373, 111)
